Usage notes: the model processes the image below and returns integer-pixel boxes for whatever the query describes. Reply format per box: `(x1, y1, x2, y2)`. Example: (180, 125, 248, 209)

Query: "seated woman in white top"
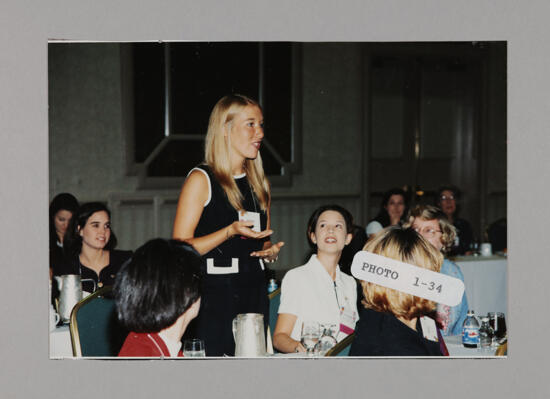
(273, 205, 359, 353)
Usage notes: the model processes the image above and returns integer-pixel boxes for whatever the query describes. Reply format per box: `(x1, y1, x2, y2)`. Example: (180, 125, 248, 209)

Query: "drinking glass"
(316, 323, 338, 355)
(301, 321, 321, 356)
(470, 241, 480, 256)
(183, 339, 206, 357)
(488, 312, 507, 344)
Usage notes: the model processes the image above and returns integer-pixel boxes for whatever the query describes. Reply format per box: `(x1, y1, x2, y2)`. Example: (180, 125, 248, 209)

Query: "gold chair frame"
(69, 286, 112, 357)
(325, 332, 355, 356)
(268, 287, 280, 301)
(495, 341, 507, 356)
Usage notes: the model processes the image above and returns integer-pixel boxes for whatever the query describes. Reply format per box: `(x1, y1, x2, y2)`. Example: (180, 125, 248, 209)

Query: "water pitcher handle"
(232, 317, 238, 343)
(81, 278, 96, 293)
(54, 276, 63, 291)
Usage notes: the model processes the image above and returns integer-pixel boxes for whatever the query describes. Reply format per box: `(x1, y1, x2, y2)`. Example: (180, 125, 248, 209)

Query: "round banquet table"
(444, 334, 501, 357)
(452, 254, 507, 316)
(50, 325, 73, 358)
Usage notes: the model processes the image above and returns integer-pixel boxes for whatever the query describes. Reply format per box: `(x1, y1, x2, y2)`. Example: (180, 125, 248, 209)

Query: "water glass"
(183, 339, 206, 357)
(301, 321, 321, 356)
(316, 324, 338, 355)
(469, 241, 480, 256)
(479, 317, 494, 350)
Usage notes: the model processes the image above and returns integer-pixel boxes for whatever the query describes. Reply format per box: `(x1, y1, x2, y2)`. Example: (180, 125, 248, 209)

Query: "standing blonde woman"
(173, 94, 284, 356)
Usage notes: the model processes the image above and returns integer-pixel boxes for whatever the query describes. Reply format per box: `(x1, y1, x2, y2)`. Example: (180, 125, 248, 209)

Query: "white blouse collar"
(158, 331, 182, 357)
(308, 254, 342, 283)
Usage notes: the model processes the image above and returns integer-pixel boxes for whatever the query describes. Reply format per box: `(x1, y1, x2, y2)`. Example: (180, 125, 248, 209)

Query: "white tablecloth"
(50, 325, 73, 358)
(454, 255, 507, 317)
(444, 334, 499, 357)
(272, 338, 499, 357)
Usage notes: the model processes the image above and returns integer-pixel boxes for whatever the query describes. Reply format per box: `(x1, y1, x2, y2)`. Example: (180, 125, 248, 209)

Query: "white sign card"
(351, 251, 465, 307)
(238, 210, 261, 232)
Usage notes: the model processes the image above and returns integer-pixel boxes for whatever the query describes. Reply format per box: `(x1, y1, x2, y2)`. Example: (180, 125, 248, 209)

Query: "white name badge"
(351, 251, 464, 307)
(419, 316, 438, 342)
(239, 210, 261, 232)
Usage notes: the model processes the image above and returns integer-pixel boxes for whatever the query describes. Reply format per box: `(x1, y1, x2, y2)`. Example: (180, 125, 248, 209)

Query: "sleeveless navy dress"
(191, 165, 269, 356)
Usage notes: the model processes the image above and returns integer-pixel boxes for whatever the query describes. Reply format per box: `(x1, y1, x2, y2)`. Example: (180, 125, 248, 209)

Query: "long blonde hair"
(204, 94, 270, 211)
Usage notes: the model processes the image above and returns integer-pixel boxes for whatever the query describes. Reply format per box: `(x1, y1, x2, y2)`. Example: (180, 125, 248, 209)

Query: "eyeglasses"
(414, 227, 442, 238)
(439, 195, 455, 201)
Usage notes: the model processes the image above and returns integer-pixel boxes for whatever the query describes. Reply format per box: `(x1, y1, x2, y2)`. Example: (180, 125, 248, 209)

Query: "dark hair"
(306, 204, 353, 250)
(114, 239, 202, 332)
(372, 188, 409, 227)
(435, 185, 461, 215)
(64, 202, 117, 257)
(436, 185, 461, 202)
(49, 193, 79, 249)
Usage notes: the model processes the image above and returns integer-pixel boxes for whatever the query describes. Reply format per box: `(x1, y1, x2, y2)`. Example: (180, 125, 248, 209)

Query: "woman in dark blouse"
(49, 193, 79, 303)
(350, 227, 445, 356)
(49, 193, 79, 277)
(436, 185, 473, 256)
(58, 202, 132, 294)
(365, 188, 409, 238)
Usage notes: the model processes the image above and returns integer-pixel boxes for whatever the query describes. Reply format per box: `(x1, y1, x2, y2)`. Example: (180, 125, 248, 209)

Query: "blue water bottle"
(462, 310, 480, 348)
(267, 278, 278, 293)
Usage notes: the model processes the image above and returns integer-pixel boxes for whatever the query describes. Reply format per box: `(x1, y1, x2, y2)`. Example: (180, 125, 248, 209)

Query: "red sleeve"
(118, 333, 158, 357)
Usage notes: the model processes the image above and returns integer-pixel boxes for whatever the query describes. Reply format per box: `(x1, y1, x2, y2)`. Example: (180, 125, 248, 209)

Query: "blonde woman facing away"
(350, 227, 444, 356)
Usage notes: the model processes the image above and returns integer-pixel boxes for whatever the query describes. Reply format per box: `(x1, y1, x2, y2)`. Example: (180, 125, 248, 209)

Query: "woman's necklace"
(79, 251, 108, 277)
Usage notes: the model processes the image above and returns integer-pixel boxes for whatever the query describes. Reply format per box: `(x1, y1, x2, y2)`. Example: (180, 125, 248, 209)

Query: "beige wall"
(48, 42, 507, 265)
(49, 43, 139, 201)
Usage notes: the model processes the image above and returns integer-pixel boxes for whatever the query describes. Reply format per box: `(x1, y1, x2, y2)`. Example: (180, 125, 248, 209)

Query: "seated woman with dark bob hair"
(349, 227, 444, 356)
(115, 239, 202, 357)
(273, 204, 358, 353)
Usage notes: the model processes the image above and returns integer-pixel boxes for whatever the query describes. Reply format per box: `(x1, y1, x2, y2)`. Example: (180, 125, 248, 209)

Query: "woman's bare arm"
(173, 170, 273, 255)
(272, 313, 305, 353)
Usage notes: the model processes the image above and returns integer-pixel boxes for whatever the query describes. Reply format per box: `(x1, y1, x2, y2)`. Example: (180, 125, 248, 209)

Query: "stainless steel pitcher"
(232, 313, 266, 357)
(55, 274, 95, 323)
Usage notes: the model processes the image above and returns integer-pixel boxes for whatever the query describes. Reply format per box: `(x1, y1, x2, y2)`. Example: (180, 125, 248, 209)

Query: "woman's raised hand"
(250, 241, 284, 261)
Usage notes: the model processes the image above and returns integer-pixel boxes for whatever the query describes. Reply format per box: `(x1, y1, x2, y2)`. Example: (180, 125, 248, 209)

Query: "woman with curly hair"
(404, 204, 469, 336)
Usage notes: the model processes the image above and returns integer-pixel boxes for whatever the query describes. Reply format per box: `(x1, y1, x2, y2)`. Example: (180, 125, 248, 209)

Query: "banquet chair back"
(495, 341, 507, 356)
(325, 332, 355, 356)
(268, 287, 281, 337)
(69, 286, 128, 357)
